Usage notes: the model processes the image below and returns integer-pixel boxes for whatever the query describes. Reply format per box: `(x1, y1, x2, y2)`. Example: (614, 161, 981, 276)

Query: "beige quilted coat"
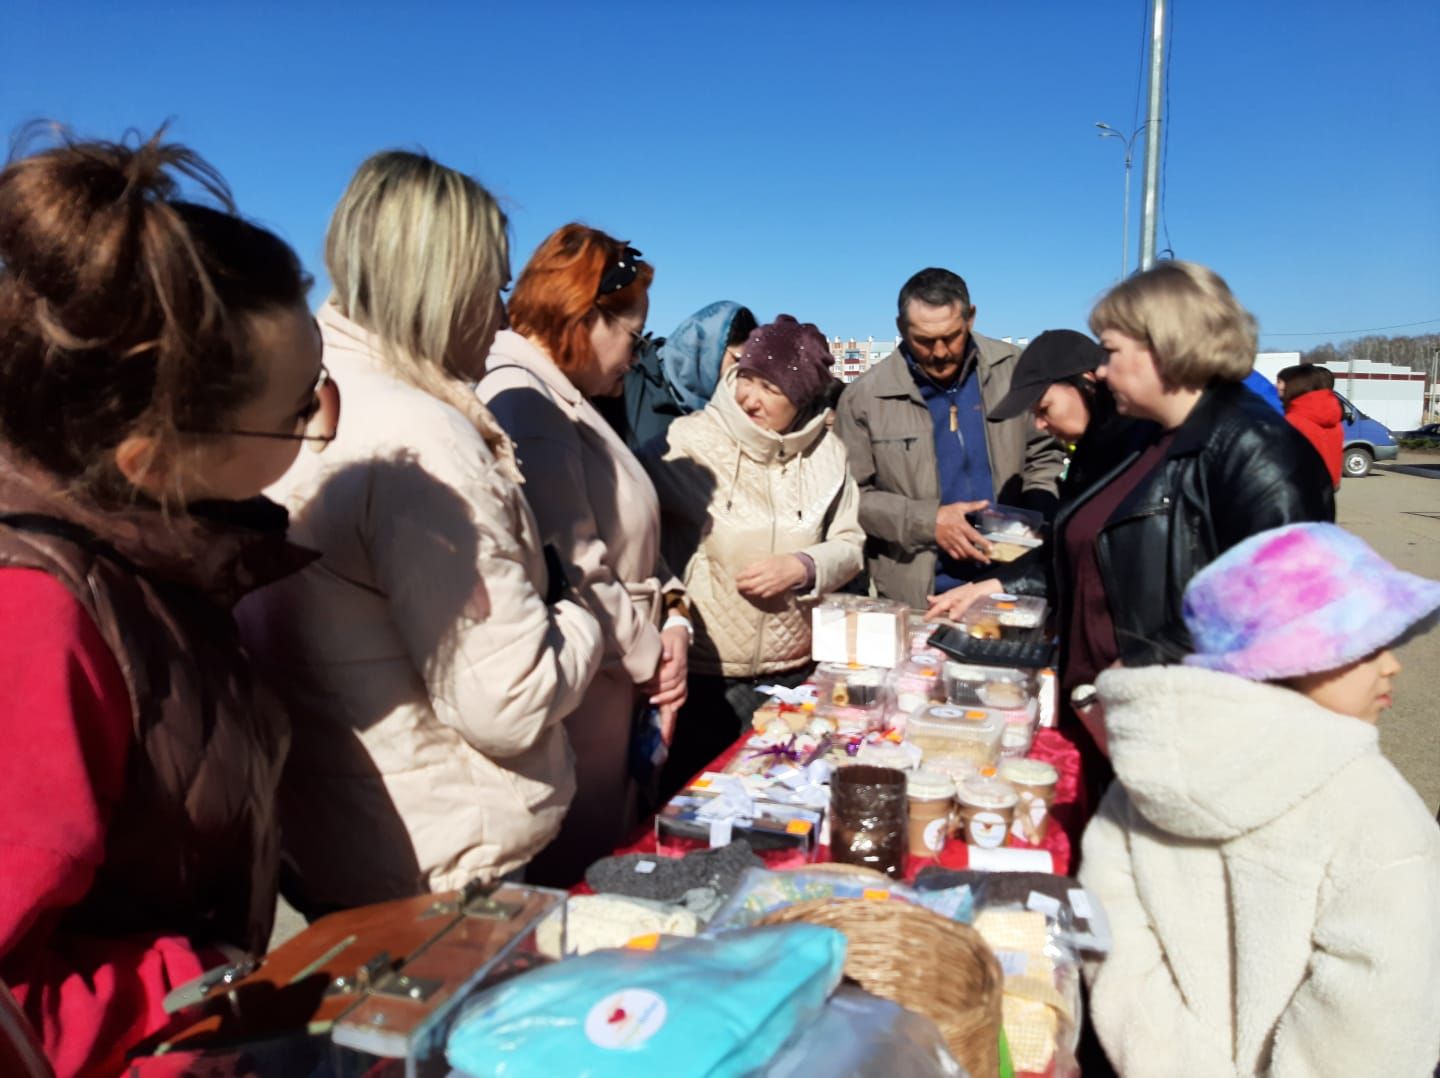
(479, 330, 681, 879)
(240, 304, 603, 910)
(642, 369, 864, 678)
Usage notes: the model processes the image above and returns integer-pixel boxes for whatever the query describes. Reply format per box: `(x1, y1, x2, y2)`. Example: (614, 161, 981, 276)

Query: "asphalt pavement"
(1348, 451, 1440, 813)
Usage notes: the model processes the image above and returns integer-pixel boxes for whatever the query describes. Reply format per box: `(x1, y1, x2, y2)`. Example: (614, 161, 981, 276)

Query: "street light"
(1095, 121, 1146, 280)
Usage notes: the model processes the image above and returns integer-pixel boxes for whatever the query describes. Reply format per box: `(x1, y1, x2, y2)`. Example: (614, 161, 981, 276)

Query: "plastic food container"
(814, 662, 887, 710)
(996, 698, 1041, 758)
(906, 769, 956, 857)
(887, 654, 945, 719)
(959, 594, 1049, 637)
(955, 774, 1019, 849)
(811, 595, 909, 668)
(943, 662, 1037, 709)
(905, 704, 1005, 770)
(999, 758, 1059, 844)
(976, 506, 1045, 562)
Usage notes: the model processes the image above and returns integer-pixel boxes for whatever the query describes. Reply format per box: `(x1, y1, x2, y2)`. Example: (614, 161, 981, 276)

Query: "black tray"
(927, 624, 1055, 669)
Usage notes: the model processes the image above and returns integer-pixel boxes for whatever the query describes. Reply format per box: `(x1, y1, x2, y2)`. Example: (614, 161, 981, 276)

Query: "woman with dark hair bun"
(0, 129, 326, 1074)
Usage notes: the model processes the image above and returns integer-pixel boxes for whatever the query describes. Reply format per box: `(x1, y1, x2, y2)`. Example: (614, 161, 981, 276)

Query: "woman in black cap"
(925, 328, 1144, 620)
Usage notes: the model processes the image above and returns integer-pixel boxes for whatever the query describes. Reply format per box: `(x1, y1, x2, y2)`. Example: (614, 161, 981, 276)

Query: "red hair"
(508, 223, 653, 373)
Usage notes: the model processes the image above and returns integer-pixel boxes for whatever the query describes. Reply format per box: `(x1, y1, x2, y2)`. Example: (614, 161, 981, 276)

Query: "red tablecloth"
(604, 726, 1085, 882)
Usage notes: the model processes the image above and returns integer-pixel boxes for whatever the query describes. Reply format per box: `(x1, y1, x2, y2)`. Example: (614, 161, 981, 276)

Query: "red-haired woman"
(479, 226, 689, 884)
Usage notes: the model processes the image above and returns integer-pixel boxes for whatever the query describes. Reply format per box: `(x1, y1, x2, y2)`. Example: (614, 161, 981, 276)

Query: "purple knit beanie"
(1181, 523, 1440, 681)
(736, 315, 835, 408)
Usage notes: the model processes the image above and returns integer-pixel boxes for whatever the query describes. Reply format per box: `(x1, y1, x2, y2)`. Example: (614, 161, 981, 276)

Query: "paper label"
(1027, 891, 1062, 918)
(854, 611, 900, 667)
(585, 988, 667, 1049)
(785, 819, 813, 835)
(923, 816, 949, 852)
(1068, 888, 1094, 920)
(633, 860, 656, 875)
(862, 888, 892, 901)
(967, 811, 1009, 848)
(995, 949, 1030, 976)
(708, 818, 732, 847)
(625, 933, 660, 951)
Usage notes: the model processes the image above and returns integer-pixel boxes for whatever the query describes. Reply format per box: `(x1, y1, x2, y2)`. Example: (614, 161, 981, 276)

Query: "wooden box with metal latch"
(131, 879, 565, 1076)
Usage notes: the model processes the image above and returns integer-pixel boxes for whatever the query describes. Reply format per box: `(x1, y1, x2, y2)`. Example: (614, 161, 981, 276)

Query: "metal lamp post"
(1095, 121, 1145, 280)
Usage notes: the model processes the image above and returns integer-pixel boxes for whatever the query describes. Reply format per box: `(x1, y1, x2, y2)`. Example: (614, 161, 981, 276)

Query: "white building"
(1253, 352, 1426, 431)
(829, 335, 899, 383)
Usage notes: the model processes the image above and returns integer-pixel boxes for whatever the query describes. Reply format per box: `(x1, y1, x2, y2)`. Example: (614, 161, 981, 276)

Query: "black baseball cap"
(988, 329, 1107, 422)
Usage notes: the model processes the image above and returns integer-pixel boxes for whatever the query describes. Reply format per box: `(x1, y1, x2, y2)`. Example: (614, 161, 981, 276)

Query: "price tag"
(625, 933, 660, 951)
(1068, 888, 1094, 919)
(633, 860, 656, 875)
(861, 888, 892, 902)
(708, 818, 733, 847)
(1026, 891, 1062, 918)
(785, 819, 813, 835)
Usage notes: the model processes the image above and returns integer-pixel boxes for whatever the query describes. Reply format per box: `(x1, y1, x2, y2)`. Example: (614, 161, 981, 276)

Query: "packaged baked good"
(943, 661, 1037, 709)
(886, 654, 945, 719)
(954, 773, 1019, 849)
(960, 593, 1048, 633)
(975, 506, 1045, 563)
(811, 595, 909, 668)
(905, 703, 1005, 770)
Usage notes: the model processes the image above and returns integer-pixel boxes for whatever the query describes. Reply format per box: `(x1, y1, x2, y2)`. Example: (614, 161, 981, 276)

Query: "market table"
(602, 726, 1085, 881)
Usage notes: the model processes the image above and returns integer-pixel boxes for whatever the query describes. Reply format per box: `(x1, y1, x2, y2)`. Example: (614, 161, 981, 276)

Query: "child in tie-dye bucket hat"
(1079, 523, 1440, 1075)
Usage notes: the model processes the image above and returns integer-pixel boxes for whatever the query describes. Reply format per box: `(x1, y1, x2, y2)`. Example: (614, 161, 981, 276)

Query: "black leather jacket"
(1056, 380, 1335, 667)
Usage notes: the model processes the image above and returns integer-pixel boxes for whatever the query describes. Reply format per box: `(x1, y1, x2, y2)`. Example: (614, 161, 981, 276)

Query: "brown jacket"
(0, 458, 309, 954)
(833, 336, 1065, 609)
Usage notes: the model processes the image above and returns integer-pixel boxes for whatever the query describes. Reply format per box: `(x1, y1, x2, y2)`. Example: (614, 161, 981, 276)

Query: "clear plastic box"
(976, 506, 1045, 562)
(943, 661, 1038, 709)
(958, 593, 1049, 636)
(905, 703, 1005, 770)
(811, 595, 909, 668)
(886, 654, 945, 718)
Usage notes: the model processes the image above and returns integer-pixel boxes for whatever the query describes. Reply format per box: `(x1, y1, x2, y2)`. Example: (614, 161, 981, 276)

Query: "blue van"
(1334, 392, 1399, 478)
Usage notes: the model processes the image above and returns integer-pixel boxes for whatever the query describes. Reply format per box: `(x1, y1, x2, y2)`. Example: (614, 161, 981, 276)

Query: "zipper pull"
(949, 403, 958, 432)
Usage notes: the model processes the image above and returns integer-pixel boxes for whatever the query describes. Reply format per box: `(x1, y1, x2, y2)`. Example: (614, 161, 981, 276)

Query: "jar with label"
(905, 769, 956, 857)
(999, 758, 1059, 844)
(955, 774, 1019, 849)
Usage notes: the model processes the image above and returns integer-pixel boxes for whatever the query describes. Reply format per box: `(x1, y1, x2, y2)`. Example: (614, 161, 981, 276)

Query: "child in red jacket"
(0, 131, 331, 1076)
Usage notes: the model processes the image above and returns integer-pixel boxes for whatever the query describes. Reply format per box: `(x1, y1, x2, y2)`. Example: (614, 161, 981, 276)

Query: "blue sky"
(3, 0, 1437, 353)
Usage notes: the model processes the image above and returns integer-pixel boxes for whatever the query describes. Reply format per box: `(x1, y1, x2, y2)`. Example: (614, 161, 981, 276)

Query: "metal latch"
(328, 949, 396, 996)
(372, 971, 444, 1003)
(460, 877, 522, 921)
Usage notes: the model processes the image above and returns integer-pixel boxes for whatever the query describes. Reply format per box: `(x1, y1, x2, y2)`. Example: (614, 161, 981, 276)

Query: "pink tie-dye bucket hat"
(1181, 523, 1440, 681)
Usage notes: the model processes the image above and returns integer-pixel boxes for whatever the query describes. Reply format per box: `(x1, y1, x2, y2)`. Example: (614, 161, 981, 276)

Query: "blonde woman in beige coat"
(240, 154, 602, 912)
(479, 226, 689, 886)
(642, 316, 864, 794)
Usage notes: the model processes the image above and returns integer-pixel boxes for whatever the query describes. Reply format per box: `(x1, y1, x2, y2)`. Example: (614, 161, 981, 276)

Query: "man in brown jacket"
(834, 268, 1065, 610)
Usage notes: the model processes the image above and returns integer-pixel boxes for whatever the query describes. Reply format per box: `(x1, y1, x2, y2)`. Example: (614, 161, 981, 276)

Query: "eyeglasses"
(181, 365, 339, 446)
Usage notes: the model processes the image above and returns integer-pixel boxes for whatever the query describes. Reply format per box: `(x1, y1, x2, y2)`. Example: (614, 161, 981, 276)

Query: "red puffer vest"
(0, 456, 314, 954)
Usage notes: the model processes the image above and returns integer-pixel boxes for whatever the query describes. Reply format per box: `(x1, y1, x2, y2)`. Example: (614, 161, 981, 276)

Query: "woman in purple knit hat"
(641, 315, 864, 798)
(1079, 523, 1440, 1076)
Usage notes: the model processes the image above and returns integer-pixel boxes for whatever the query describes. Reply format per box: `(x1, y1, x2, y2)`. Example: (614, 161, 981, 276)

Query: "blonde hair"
(325, 150, 508, 413)
(1089, 261, 1257, 389)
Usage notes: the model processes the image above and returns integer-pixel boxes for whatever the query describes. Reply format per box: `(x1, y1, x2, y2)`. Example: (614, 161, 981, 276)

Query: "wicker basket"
(758, 898, 1003, 1078)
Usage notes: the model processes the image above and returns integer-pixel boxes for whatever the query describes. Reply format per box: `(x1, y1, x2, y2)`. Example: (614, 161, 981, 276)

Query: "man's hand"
(645, 625, 690, 713)
(935, 500, 991, 563)
(735, 554, 808, 600)
(925, 577, 1004, 621)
